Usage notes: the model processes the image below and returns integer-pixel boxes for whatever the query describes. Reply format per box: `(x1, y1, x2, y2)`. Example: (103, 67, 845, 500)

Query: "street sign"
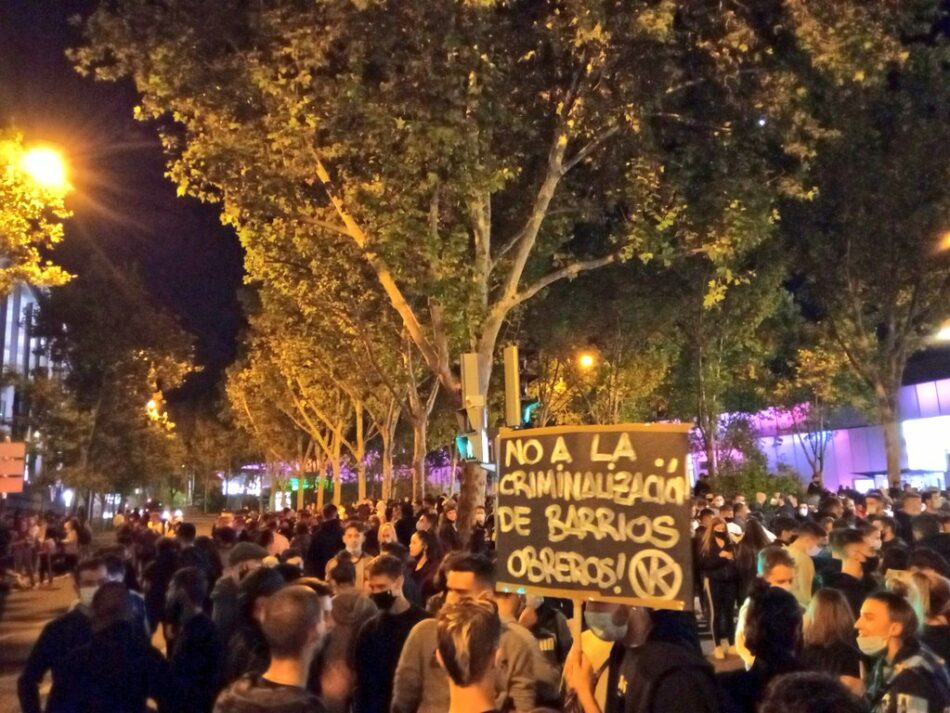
(0, 441, 26, 493)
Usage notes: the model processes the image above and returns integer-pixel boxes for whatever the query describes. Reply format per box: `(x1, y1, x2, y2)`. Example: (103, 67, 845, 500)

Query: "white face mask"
(856, 634, 888, 657)
(78, 585, 98, 609)
(808, 545, 822, 557)
(799, 506, 809, 517)
(584, 611, 628, 642)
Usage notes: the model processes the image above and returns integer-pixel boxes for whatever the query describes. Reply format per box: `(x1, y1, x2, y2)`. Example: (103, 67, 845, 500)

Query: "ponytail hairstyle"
(744, 578, 802, 665)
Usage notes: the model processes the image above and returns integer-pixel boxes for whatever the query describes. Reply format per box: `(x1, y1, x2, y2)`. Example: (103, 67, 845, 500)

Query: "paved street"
(0, 578, 76, 713)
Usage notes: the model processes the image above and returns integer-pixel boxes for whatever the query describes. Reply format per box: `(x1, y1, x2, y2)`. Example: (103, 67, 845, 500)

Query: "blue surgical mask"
(584, 611, 628, 642)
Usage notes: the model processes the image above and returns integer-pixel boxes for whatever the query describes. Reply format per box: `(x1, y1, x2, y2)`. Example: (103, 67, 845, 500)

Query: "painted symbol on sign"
(628, 549, 682, 599)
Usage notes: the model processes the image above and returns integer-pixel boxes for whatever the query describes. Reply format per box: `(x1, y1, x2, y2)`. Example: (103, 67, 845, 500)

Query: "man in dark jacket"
(352, 555, 430, 713)
(214, 585, 329, 713)
(913, 513, 950, 564)
(167, 567, 224, 713)
(211, 541, 267, 644)
(46, 581, 173, 713)
(895, 492, 923, 545)
(305, 505, 344, 578)
(18, 557, 106, 713)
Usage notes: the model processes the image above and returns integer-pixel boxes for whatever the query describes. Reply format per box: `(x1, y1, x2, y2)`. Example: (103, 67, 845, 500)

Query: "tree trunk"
(316, 458, 326, 511)
(411, 417, 427, 501)
(457, 462, 487, 546)
(878, 392, 903, 488)
(331, 431, 343, 506)
(355, 403, 366, 501)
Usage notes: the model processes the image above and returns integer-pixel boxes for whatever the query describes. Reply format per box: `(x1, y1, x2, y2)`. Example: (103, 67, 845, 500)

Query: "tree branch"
(561, 125, 620, 175)
(511, 252, 620, 308)
(308, 148, 453, 390)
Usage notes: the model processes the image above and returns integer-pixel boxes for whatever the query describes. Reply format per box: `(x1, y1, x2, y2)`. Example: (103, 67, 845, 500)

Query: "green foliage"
(31, 257, 195, 495)
(786, 22, 950, 483)
(0, 130, 71, 294)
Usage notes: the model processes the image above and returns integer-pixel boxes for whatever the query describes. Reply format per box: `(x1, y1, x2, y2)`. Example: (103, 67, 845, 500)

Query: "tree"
(788, 18, 950, 486)
(33, 256, 194, 506)
(516, 262, 680, 426)
(771, 342, 867, 484)
(75, 0, 915, 531)
(0, 130, 71, 294)
(664, 251, 796, 478)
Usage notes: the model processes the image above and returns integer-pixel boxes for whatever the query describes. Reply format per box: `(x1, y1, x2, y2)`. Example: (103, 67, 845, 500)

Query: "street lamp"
(937, 319, 950, 342)
(20, 146, 69, 192)
(578, 351, 597, 370)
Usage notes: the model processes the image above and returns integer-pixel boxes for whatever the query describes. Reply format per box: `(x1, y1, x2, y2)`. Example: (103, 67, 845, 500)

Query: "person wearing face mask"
(818, 528, 876, 622)
(566, 608, 721, 713)
(700, 516, 741, 660)
(438, 502, 463, 553)
(353, 554, 430, 713)
(788, 521, 828, 607)
(856, 591, 950, 713)
(576, 602, 636, 711)
(18, 557, 106, 713)
(470, 505, 492, 555)
(341, 521, 370, 591)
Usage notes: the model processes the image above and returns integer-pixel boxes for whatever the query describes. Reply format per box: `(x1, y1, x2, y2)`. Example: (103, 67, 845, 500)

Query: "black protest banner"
(494, 424, 693, 610)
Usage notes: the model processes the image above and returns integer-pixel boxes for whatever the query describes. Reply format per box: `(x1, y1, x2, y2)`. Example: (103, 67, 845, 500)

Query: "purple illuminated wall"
(755, 378, 950, 489)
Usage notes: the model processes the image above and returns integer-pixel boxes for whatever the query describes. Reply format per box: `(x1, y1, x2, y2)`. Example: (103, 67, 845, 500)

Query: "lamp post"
(577, 350, 597, 371)
(19, 146, 69, 193)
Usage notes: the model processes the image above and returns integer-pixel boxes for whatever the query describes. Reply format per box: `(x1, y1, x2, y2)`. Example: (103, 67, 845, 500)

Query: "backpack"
(608, 641, 723, 713)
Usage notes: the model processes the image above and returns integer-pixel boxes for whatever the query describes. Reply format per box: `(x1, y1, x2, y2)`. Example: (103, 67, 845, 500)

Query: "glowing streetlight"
(578, 351, 597, 370)
(20, 146, 69, 192)
(940, 231, 950, 253)
(937, 319, 950, 342)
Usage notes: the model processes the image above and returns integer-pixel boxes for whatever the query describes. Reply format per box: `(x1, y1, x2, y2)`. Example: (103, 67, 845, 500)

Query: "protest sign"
(494, 424, 693, 610)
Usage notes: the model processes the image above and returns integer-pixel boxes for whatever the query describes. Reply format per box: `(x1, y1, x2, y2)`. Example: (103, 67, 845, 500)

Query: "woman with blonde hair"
(800, 588, 862, 678)
(699, 515, 740, 659)
(914, 570, 950, 666)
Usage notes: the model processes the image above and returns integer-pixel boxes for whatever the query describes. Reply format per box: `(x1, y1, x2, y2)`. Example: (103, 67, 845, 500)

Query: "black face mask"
(165, 596, 185, 625)
(370, 590, 397, 611)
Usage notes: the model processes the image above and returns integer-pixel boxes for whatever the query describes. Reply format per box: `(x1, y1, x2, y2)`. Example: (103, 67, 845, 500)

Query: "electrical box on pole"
(503, 345, 522, 428)
(457, 352, 489, 463)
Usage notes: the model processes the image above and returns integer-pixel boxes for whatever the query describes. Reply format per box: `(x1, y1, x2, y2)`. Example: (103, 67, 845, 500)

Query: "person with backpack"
(565, 608, 722, 713)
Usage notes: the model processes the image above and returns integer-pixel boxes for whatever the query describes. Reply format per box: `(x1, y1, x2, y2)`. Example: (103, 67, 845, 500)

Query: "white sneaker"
(713, 646, 725, 660)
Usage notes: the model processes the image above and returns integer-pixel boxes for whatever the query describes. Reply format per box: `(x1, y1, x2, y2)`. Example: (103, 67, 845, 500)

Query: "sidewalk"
(0, 577, 77, 713)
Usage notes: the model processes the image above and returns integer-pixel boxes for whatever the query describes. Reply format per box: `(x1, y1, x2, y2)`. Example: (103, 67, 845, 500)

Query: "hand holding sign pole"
(494, 424, 693, 610)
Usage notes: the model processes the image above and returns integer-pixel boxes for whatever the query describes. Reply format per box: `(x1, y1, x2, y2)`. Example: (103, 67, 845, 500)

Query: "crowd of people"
(7, 480, 950, 713)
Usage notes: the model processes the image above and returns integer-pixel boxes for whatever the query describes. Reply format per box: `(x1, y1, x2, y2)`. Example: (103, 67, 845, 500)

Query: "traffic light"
(503, 345, 540, 429)
(456, 352, 489, 463)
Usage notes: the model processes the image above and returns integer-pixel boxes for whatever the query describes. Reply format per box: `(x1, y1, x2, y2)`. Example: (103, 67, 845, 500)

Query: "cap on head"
(228, 541, 268, 567)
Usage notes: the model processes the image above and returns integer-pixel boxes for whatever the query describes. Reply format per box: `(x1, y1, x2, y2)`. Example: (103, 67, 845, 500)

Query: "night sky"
(1, 1, 946, 398)
(0, 0, 245, 400)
